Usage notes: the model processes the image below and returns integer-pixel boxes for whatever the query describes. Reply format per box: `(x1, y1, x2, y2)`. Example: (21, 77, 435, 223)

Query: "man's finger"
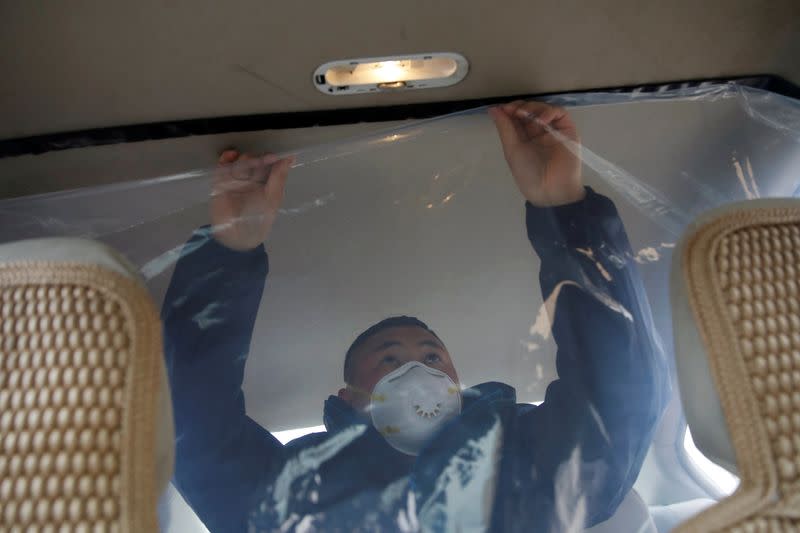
(261, 153, 281, 166)
(232, 153, 254, 181)
(490, 107, 524, 154)
(511, 102, 577, 141)
(512, 102, 560, 132)
(502, 101, 535, 132)
(236, 153, 271, 185)
(263, 156, 294, 208)
(258, 154, 282, 186)
(213, 149, 239, 190)
(530, 104, 567, 126)
(218, 149, 240, 165)
(511, 101, 560, 120)
(501, 100, 528, 115)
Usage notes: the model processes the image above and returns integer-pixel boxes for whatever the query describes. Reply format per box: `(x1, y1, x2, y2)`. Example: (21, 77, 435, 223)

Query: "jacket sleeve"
(517, 188, 669, 527)
(161, 227, 286, 533)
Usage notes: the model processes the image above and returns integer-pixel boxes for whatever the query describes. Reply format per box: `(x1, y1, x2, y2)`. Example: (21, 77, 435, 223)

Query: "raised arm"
(523, 190, 668, 526)
(162, 151, 294, 533)
(491, 103, 669, 528)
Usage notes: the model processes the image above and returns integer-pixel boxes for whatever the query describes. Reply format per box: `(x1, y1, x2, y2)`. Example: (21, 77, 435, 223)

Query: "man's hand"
(210, 149, 294, 251)
(490, 101, 585, 207)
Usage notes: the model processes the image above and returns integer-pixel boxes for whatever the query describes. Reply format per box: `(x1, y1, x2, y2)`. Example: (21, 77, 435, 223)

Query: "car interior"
(1, 2, 800, 532)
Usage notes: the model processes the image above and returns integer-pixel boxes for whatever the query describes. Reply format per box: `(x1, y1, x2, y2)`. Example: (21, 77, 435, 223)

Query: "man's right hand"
(490, 101, 584, 207)
(210, 149, 294, 251)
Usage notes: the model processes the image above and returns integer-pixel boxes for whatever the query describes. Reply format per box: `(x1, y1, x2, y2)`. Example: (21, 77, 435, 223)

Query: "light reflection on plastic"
(634, 247, 661, 263)
(732, 153, 761, 200)
(273, 424, 327, 445)
(371, 132, 413, 145)
(683, 428, 739, 495)
(575, 247, 613, 281)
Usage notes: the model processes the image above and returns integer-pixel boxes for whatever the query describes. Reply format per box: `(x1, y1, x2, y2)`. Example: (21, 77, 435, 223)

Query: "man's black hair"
(343, 316, 441, 384)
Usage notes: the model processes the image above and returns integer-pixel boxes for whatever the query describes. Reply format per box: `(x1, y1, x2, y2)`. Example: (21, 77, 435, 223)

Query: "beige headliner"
(1, 0, 798, 141)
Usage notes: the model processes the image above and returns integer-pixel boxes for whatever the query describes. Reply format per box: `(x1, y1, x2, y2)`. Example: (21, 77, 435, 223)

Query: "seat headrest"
(0, 237, 140, 279)
(672, 198, 800, 473)
(0, 237, 174, 532)
(671, 198, 800, 531)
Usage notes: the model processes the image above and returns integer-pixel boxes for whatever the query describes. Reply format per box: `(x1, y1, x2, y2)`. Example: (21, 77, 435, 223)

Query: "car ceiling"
(1, 0, 799, 141)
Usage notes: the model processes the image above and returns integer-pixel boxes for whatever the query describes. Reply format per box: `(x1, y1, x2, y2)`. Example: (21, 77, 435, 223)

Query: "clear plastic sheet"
(1, 84, 799, 532)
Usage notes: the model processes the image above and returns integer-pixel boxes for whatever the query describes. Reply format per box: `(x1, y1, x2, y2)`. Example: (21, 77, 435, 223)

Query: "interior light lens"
(314, 53, 468, 95)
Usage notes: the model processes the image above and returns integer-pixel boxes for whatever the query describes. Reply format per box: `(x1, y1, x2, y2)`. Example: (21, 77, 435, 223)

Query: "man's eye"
(382, 355, 400, 365)
(425, 353, 441, 364)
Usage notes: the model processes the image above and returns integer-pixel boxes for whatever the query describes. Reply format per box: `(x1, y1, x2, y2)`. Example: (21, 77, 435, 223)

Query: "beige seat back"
(0, 238, 173, 533)
(671, 200, 800, 532)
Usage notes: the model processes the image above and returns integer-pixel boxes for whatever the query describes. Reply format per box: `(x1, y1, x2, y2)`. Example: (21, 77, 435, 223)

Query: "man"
(162, 101, 669, 532)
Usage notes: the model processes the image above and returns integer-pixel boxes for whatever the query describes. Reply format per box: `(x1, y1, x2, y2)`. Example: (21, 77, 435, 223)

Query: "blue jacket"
(162, 189, 669, 532)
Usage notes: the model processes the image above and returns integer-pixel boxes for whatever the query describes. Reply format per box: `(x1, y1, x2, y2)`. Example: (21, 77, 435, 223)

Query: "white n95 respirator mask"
(369, 361, 462, 455)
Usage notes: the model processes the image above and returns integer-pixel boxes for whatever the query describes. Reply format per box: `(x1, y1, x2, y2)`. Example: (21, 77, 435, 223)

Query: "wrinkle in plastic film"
(1, 85, 799, 533)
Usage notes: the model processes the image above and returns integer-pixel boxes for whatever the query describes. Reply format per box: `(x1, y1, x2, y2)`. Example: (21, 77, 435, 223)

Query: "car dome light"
(314, 53, 468, 95)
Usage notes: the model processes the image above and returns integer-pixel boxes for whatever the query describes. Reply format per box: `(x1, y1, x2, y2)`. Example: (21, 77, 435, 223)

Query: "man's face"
(338, 326, 460, 411)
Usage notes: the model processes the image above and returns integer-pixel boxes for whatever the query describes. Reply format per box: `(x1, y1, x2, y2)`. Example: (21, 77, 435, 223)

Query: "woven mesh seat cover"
(676, 206, 800, 533)
(0, 262, 163, 533)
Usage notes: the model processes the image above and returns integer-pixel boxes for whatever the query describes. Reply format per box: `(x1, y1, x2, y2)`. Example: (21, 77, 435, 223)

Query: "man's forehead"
(362, 326, 444, 351)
